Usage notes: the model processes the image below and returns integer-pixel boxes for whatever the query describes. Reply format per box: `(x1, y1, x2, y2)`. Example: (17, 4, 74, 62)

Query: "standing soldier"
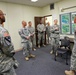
(0, 10, 17, 75)
(28, 21, 36, 51)
(18, 21, 35, 61)
(37, 19, 46, 48)
(50, 19, 60, 56)
(65, 20, 76, 75)
(46, 22, 51, 44)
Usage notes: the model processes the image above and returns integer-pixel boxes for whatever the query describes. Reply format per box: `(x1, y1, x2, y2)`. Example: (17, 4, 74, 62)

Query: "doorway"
(34, 15, 52, 47)
(44, 15, 52, 26)
(34, 17, 43, 47)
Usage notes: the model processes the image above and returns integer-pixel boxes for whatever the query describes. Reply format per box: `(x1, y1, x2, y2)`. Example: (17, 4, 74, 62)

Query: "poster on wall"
(61, 13, 70, 34)
(71, 12, 76, 34)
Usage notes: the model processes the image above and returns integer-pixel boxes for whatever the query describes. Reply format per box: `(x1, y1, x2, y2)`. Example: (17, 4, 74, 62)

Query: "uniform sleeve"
(0, 29, 15, 57)
(0, 30, 3, 47)
(43, 25, 46, 31)
(0, 33, 1, 44)
(18, 29, 28, 39)
(55, 25, 60, 34)
(55, 30, 60, 34)
(37, 24, 42, 32)
(2, 42, 15, 57)
(29, 27, 35, 35)
(33, 27, 35, 34)
(50, 26, 55, 33)
(49, 26, 52, 34)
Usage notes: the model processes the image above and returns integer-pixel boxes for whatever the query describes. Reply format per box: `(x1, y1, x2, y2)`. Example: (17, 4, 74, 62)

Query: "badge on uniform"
(4, 31, 9, 37)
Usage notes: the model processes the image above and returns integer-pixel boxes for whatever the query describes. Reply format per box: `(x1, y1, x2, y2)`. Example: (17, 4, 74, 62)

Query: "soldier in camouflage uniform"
(65, 27, 76, 75)
(46, 22, 51, 44)
(18, 21, 35, 61)
(50, 19, 60, 55)
(28, 21, 36, 51)
(37, 19, 46, 48)
(0, 10, 17, 75)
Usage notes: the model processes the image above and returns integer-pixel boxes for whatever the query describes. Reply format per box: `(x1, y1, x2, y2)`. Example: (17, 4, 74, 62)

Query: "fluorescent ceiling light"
(31, 0, 38, 2)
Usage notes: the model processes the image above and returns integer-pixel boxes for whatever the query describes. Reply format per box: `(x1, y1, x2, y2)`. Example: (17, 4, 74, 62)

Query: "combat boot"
(43, 44, 46, 47)
(56, 52, 58, 56)
(33, 48, 36, 51)
(30, 54, 35, 58)
(47, 42, 49, 44)
(25, 57, 29, 61)
(38, 45, 40, 48)
(65, 70, 75, 75)
(50, 50, 53, 54)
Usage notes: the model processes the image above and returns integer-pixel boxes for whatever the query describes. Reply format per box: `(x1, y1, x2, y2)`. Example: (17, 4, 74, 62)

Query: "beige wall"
(42, 0, 76, 24)
(42, 0, 76, 38)
(41, 3, 59, 24)
(0, 2, 41, 49)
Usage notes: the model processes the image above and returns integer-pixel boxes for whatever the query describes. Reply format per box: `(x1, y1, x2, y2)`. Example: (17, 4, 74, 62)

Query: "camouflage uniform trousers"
(0, 59, 16, 75)
(46, 33, 50, 43)
(21, 41, 32, 57)
(38, 32, 45, 45)
(50, 37, 59, 53)
(30, 36, 36, 49)
(70, 42, 76, 70)
(3, 67, 16, 75)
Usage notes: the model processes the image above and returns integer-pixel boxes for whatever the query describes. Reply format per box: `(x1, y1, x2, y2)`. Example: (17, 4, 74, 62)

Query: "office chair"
(54, 36, 71, 65)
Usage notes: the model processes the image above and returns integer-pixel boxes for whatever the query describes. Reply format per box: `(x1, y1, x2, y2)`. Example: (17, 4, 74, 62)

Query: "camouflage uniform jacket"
(28, 26, 35, 35)
(18, 27, 31, 43)
(50, 24, 60, 38)
(0, 24, 15, 73)
(37, 24, 46, 32)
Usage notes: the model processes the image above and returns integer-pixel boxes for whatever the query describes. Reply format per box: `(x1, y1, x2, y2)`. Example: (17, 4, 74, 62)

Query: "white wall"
(0, 2, 41, 49)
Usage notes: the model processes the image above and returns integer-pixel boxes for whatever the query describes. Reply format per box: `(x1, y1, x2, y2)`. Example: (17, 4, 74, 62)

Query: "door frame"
(34, 15, 52, 46)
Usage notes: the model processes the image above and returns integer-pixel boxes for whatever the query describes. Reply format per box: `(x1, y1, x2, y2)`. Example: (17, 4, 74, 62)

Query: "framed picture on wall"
(60, 13, 70, 34)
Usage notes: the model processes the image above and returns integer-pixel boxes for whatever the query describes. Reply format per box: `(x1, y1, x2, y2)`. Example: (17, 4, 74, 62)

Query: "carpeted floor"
(15, 45, 70, 75)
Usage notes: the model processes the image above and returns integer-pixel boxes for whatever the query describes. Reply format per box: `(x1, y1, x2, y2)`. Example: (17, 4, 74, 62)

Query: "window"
(60, 12, 76, 34)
